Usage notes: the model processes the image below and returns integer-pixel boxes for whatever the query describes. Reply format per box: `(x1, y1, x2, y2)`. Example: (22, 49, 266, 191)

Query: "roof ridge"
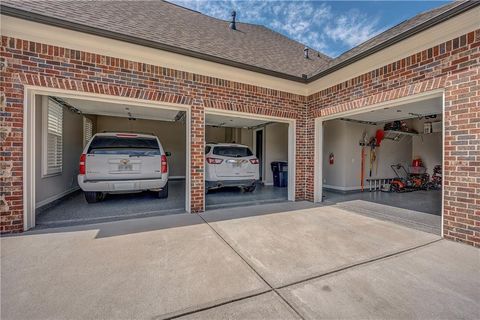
(163, 0, 330, 59)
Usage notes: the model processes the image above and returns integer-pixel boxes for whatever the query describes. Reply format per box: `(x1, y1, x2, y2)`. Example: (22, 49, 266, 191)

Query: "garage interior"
(322, 95, 443, 234)
(205, 113, 289, 209)
(34, 95, 187, 227)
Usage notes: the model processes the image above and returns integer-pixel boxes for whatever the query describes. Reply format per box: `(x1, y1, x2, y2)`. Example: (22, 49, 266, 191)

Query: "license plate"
(118, 164, 133, 171)
(114, 182, 135, 191)
(227, 159, 244, 167)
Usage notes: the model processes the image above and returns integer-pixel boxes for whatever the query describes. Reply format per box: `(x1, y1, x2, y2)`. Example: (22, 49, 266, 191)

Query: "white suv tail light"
(206, 157, 223, 164)
(161, 155, 168, 173)
(79, 153, 86, 175)
(250, 158, 259, 164)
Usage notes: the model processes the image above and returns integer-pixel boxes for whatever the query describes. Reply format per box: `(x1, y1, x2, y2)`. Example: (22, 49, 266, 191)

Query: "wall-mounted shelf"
(384, 130, 419, 142)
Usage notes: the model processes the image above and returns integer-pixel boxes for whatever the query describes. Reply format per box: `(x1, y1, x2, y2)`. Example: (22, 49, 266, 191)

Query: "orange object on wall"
(412, 158, 423, 167)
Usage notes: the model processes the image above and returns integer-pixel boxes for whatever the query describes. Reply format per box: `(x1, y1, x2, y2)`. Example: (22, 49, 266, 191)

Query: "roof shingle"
(1, 0, 331, 78)
(1, 0, 476, 81)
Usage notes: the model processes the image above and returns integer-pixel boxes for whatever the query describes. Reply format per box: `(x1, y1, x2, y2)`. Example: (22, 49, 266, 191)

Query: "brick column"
(443, 67, 480, 247)
(0, 59, 24, 233)
(190, 104, 205, 213)
(295, 103, 309, 201)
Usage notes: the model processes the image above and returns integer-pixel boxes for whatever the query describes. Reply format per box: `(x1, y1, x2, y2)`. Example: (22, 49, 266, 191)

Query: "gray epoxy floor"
(36, 181, 287, 227)
(322, 189, 442, 235)
(206, 184, 288, 209)
(36, 180, 187, 227)
(323, 189, 441, 215)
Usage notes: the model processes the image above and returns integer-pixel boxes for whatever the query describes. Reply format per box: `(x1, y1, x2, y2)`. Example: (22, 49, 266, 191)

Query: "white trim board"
(23, 86, 192, 231)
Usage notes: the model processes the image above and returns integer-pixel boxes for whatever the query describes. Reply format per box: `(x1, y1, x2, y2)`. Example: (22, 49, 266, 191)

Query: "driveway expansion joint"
(197, 214, 307, 320)
(168, 212, 442, 320)
(275, 238, 443, 290)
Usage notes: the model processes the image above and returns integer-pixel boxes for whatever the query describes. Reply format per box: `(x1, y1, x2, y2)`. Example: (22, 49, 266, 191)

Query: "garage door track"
(1, 202, 479, 319)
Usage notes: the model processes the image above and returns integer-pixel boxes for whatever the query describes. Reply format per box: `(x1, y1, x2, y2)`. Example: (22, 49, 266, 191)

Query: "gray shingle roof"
(0, 0, 330, 78)
(1, 0, 476, 81)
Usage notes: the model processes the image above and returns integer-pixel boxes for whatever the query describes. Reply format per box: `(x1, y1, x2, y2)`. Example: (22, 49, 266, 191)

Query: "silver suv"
(78, 132, 169, 203)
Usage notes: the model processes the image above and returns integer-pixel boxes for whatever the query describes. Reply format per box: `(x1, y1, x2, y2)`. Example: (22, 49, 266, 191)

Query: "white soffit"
(206, 113, 270, 128)
(62, 97, 180, 121)
(343, 96, 442, 123)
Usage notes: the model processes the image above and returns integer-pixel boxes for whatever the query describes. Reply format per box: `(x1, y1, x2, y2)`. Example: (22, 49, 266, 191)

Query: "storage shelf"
(384, 130, 419, 137)
(384, 130, 419, 142)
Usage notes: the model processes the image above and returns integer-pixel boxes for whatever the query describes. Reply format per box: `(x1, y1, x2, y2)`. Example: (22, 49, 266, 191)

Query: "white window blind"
(43, 98, 63, 176)
(83, 117, 93, 146)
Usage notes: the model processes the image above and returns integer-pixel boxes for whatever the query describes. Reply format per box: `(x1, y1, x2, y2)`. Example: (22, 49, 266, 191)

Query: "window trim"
(41, 96, 63, 177)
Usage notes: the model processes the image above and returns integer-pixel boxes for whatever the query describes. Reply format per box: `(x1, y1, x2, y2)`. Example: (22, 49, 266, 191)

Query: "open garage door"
(29, 93, 188, 228)
(317, 92, 443, 235)
(204, 110, 295, 210)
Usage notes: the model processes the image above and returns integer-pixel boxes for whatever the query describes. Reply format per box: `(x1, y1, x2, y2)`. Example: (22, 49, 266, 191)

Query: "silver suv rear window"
(213, 146, 252, 157)
(88, 136, 160, 156)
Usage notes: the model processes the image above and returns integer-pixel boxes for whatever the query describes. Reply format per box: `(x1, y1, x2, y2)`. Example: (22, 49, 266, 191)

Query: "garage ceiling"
(343, 97, 442, 123)
(62, 98, 181, 122)
(206, 114, 271, 128)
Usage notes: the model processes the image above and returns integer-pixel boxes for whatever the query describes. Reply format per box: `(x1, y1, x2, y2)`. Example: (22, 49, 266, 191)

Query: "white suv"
(78, 132, 169, 203)
(205, 143, 259, 193)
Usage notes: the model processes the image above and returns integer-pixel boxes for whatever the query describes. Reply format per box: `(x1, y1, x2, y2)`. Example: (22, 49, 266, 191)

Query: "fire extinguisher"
(329, 153, 334, 165)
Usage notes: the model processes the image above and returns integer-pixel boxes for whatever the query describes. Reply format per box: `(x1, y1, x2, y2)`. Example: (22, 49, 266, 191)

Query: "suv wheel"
(84, 191, 104, 203)
(158, 182, 169, 199)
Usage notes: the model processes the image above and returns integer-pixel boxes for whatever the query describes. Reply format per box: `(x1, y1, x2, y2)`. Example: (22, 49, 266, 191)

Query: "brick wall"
(308, 30, 480, 247)
(0, 36, 307, 232)
(1, 29, 479, 246)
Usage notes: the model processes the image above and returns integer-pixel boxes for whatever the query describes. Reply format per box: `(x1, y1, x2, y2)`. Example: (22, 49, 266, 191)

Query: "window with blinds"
(43, 98, 63, 176)
(83, 117, 93, 147)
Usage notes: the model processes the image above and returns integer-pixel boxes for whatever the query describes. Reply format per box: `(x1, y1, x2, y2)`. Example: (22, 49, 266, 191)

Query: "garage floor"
(322, 189, 442, 234)
(36, 181, 287, 227)
(323, 189, 441, 215)
(206, 184, 288, 209)
(36, 180, 187, 227)
(2, 202, 478, 320)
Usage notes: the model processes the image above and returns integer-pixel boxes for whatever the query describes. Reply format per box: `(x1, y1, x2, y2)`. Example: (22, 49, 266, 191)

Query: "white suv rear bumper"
(78, 175, 167, 192)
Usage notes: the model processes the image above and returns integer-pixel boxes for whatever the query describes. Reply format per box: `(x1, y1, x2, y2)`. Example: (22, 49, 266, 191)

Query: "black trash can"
(271, 161, 288, 187)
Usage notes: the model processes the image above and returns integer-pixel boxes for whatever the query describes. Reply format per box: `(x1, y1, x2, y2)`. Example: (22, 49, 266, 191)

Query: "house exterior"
(1, 1, 479, 247)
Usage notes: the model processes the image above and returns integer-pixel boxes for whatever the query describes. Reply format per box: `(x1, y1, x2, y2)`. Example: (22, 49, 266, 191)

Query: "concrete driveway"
(1, 202, 479, 319)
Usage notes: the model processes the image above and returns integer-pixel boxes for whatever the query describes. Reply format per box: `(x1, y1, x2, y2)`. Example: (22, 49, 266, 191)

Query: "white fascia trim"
(0, 15, 306, 96)
(35, 186, 79, 209)
(306, 7, 480, 95)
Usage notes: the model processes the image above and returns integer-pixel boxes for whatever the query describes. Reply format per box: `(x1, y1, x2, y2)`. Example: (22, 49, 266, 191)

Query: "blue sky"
(168, 0, 450, 57)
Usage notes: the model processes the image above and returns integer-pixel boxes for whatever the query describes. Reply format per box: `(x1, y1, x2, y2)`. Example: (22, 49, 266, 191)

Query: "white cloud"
(168, 0, 384, 57)
(324, 9, 383, 48)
